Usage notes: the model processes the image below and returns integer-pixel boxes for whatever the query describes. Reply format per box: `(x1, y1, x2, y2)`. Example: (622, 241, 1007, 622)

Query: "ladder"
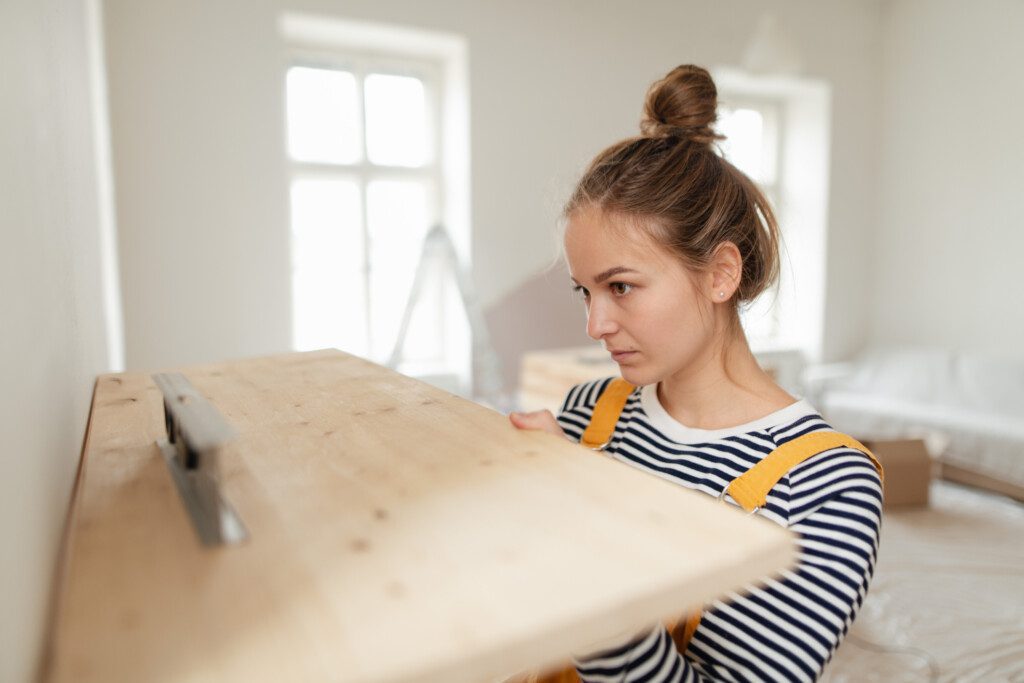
(386, 225, 509, 411)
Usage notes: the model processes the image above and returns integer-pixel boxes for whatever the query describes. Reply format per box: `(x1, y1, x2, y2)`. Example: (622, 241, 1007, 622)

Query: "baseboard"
(939, 462, 1024, 503)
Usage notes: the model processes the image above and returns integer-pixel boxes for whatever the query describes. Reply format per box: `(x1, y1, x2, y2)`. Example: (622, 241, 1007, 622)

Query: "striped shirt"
(556, 378, 884, 683)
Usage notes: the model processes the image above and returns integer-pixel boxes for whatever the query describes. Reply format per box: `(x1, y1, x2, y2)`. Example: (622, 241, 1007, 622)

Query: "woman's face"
(564, 205, 719, 387)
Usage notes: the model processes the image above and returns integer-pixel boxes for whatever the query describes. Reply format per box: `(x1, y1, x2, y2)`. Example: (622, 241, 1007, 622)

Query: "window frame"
(285, 49, 451, 366)
(716, 94, 787, 345)
(714, 67, 833, 370)
(717, 95, 784, 202)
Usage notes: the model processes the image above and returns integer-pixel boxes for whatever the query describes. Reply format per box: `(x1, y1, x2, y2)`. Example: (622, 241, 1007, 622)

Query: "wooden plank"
(47, 350, 796, 683)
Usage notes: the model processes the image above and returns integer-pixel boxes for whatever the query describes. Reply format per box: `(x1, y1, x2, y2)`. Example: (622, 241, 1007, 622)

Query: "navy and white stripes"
(557, 379, 884, 683)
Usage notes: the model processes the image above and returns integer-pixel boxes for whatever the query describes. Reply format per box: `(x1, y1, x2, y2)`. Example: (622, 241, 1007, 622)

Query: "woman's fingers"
(508, 409, 566, 438)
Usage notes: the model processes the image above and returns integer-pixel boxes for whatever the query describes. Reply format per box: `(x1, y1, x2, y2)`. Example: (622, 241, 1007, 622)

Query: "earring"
(718, 291, 725, 298)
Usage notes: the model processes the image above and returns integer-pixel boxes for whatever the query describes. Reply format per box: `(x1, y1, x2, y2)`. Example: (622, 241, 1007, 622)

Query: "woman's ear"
(706, 241, 742, 303)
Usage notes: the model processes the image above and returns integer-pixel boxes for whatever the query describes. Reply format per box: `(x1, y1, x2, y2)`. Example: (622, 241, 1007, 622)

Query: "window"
(718, 99, 782, 206)
(714, 68, 832, 366)
(281, 15, 470, 392)
(717, 98, 784, 344)
(285, 59, 441, 360)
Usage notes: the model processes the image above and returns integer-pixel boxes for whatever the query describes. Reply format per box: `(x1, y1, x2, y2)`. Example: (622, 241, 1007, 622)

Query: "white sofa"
(803, 347, 1024, 500)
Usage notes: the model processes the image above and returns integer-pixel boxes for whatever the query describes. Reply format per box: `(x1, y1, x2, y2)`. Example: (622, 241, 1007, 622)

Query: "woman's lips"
(610, 350, 637, 362)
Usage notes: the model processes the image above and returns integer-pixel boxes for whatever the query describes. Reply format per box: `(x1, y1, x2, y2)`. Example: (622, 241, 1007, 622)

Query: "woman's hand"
(508, 409, 567, 439)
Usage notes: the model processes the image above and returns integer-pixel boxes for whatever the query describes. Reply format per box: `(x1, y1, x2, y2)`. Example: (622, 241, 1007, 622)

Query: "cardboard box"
(862, 438, 934, 509)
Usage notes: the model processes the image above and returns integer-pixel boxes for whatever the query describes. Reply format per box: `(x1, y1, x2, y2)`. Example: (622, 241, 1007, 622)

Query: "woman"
(509, 65, 883, 682)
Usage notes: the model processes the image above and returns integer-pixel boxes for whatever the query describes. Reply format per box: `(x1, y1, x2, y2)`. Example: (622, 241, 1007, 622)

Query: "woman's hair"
(565, 65, 780, 305)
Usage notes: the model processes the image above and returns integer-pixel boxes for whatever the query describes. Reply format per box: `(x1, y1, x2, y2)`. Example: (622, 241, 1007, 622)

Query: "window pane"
(366, 180, 430, 359)
(364, 74, 428, 167)
(286, 67, 360, 164)
(290, 178, 367, 354)
(719, 108, 765, 183)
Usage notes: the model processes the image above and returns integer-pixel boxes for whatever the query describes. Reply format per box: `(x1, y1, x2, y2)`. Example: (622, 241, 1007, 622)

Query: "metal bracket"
(153, 373, 248, 546)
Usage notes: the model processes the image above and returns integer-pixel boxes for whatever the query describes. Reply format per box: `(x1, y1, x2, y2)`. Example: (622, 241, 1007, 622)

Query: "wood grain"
(46, 350, 796, 683)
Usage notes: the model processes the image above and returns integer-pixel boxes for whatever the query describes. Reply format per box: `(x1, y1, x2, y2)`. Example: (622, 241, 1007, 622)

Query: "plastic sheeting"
(823, 481, 1024, 682)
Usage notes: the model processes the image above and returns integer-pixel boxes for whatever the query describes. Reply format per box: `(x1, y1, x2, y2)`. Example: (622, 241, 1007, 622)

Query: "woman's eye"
(572, 285, 590, 300)
(610, 282, 633, 296)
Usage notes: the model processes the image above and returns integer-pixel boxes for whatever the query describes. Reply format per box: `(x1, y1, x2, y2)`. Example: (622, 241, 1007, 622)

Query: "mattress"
(822, 391, 1024, 491)
(822, 480, 1024, 682)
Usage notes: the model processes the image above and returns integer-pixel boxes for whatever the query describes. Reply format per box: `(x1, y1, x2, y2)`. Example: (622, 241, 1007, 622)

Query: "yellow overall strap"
(725, 431, 885, 513)
(579, 378, 636, 449)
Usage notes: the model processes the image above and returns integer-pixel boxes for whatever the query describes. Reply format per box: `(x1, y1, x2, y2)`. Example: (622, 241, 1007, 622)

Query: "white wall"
(103, 0, 885, 370)
(873, 0, 1024, 356)
(0, 0, 116, 679)
(104, 1, 293, 371)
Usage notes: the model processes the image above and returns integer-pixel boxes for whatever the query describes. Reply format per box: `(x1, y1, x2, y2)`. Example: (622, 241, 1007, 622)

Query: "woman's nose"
(586, 299, 618, 340)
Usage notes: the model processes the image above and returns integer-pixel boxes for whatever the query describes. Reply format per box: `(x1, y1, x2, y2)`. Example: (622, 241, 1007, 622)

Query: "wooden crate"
(519, 346, 618, 414)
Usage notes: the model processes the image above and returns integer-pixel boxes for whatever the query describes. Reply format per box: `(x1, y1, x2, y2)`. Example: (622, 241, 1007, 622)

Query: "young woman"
(509, 65, 883, 682)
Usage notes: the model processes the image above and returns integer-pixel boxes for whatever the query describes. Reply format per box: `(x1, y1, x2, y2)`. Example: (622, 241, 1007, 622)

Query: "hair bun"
(640, 65, 722, 145)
